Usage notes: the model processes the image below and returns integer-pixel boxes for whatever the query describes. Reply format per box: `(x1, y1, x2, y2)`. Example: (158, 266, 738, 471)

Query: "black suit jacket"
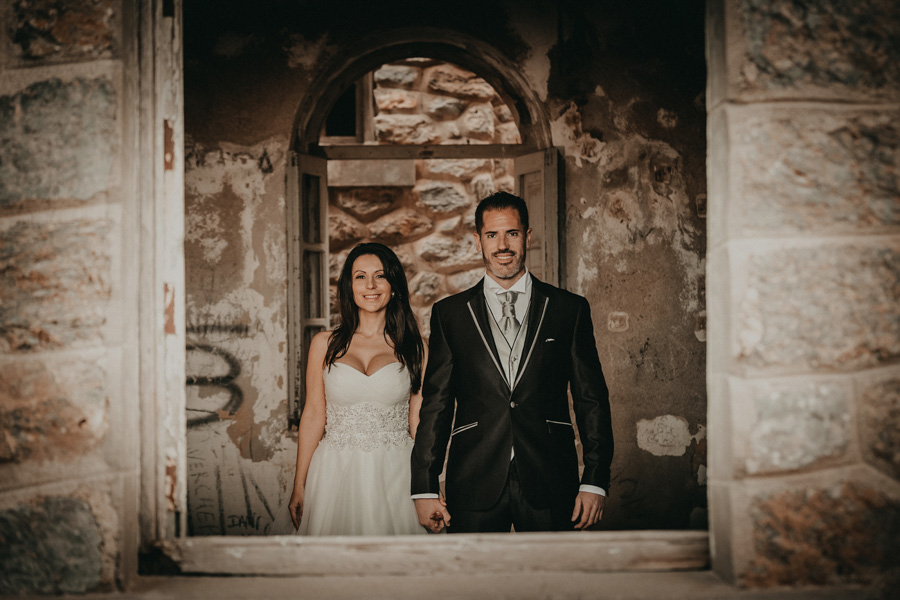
(411, 276, 613, 512)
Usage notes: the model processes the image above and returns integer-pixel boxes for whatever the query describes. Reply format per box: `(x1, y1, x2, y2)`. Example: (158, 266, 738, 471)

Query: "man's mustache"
(491, 250, 516, 258)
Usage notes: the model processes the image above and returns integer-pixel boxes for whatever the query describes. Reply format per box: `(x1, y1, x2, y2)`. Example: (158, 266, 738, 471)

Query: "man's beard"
(484, 249, 526, 280)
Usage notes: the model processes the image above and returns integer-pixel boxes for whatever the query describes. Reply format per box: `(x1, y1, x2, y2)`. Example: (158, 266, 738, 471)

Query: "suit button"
(510, 401, 516, 408)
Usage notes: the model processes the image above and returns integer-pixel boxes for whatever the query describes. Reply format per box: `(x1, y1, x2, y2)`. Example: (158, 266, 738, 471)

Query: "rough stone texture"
(374, 114, 438, 144)
(744, 482, 900, 586)
(410, 271, 443, 304)
(416, 181, 471, 213)
(9, 0, 117, 62)
(425, 65, 490, 98)
(367, 209, 432, 242)
(471, 173, 496, 200)
(0, 218, 111, 352)
(333, 188, 400, 220)
(737, 243, 900, 372)
(739, 0, 900, 97)
(733, 109, 900, 232)
(745, 382, 850, 474)
(424, 95, 465, 120)
(417, 234, 481, 272)
(328, 210, 367, 250)
(420, 158, 490, 180)
(0, 78, 116, 213)
(858, 377, 900, 481)
(0, 496, 103, 594)
(496, 121, 522, 144)
(0, 357, 107, 464)
(460, 104, 495, 140)
(448, 268, 483, 292)
(373, 88, 418, 112)
(373, 64, 420, 88)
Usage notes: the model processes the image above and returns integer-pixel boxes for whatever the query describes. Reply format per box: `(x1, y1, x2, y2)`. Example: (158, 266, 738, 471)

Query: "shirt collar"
(483, 268, 531, 299)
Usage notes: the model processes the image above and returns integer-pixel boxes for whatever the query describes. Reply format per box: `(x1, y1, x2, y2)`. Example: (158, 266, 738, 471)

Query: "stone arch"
(290, 27, 552, 153)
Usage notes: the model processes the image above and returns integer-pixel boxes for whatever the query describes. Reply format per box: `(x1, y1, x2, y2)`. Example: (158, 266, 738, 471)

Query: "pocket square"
(544, 338, 555, 342)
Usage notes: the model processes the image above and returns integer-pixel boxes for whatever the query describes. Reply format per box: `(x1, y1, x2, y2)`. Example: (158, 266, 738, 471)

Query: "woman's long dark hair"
(325, 243, 424, 393)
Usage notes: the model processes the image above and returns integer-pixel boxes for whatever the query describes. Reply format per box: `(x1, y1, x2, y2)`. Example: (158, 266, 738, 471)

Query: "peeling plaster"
(637, 415, 705, 457)
(551, 102, 604, 167)
(571, 138, 704, 313)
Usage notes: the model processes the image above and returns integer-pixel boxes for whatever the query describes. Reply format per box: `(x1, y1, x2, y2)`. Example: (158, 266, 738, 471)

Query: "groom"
(411, 191, 613, 533)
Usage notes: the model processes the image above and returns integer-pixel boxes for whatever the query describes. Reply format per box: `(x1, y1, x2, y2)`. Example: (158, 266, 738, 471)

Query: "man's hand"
(415, 497, 451, 533)
(571, 491, 604, 530)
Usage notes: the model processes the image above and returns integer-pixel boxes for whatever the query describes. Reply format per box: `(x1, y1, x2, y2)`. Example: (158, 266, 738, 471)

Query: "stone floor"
(5, 572, 881, 600)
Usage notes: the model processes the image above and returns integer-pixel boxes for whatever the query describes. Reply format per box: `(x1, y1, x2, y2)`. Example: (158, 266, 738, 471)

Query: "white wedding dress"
(298, 361, 424, 536)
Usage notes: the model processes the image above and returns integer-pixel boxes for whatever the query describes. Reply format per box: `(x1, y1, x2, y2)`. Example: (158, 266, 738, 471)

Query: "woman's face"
(350, 254, 392, 314)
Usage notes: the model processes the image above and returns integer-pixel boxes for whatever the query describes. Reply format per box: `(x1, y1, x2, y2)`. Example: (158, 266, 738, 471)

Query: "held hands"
(571, 491, 605, 530)
(288, 487, 304, 530)
(415, 495, 451, 533)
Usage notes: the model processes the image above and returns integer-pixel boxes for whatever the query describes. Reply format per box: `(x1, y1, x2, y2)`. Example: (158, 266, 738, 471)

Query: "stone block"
(373, 88, 418, 112)
(415, 181, 472, 213)
(373, 64, 420, 88)
(9, 0, 117, 63)
(460, 104, 495, 140)
(448, 268, 483, 292)
(409, 271, 443, 304)
(737, 0, 900, 100)
(0, 356, 107, 464)
(0, 78, 117, 213)
(0, 218, 111, 352)
(744, 481, 900, 586)
(368, 209, 432, 242)
(858, 375, 900, 481)
(470, 173, 496, 200)
(333, 188, 399, 220)
(729, 107, 900, 234)
(417, 234, 482, 272)
(424, 95, 465, 121)
(495, 121, 521, 144)
(736, 242, 900, 372)
(420, 158, 490, 180)
(745, 381, 850, 474)
(0, 496, 103, 594)
(374, 114, 441, 145)
(327, 210, 367, 250)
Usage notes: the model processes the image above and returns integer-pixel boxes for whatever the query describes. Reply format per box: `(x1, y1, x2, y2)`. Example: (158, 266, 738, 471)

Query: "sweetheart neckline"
(331, 361, 403, 378)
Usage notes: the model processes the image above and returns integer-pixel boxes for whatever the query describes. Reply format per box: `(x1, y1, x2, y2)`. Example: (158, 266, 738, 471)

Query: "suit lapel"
(465, 281, 510, 390)
(513, 279, 549, 388)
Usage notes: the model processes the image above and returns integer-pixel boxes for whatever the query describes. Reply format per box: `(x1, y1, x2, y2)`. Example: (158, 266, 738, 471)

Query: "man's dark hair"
(474, 191, 529, 233)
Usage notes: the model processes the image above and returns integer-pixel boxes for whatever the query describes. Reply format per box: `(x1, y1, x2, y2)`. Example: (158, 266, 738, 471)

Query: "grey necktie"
(499, 290, 521, 343)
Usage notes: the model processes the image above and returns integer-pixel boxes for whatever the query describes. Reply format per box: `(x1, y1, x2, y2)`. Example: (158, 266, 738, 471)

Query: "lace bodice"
(319, 362, 412, 451)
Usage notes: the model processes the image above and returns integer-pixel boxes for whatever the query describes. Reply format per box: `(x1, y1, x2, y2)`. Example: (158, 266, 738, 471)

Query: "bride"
(289, 242, 429, 535)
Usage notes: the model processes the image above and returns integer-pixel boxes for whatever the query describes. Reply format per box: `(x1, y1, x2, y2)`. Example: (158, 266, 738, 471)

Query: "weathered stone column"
(707, 0, 900, 587)
(0, 0, 136, 593)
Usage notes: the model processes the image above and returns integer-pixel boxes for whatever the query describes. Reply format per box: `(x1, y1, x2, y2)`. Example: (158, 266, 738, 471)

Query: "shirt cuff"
(579, 484, 607, 496)
(411, 493, 439, 500)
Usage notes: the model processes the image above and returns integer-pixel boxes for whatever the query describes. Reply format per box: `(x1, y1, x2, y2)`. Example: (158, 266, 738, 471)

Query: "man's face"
(475, 207, 531, 286)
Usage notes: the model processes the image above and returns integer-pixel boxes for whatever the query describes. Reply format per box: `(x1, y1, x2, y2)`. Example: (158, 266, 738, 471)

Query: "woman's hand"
(288, 487, 305, 530)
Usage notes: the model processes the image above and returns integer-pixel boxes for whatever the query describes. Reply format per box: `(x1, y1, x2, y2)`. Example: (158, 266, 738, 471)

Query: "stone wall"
(707, 0, 900, 588)
(0, 0, 129, 593)
(328, 59, 520, 332)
